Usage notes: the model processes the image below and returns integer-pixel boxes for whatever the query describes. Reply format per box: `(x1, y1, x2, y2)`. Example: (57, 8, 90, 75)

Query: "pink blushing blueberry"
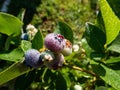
(45, 53, 65, 70)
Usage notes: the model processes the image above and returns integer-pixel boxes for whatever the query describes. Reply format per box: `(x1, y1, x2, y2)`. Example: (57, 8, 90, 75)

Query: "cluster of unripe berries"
(24, 33, 72, 70)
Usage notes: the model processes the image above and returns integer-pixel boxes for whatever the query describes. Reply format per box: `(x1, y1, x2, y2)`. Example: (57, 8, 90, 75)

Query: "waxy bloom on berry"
(24, 49, 43, 68)
(44, 33, 65, 53)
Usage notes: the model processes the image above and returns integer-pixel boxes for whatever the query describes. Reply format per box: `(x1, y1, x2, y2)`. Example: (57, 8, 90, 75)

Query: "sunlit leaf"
(0, 48, 24, 62)
(0, 61, 32, 85)
(21, 40, 32, 52)
(92, 64, 120, 90)
(0, 12, 23, 36)
(99, 0, 120, 45)
(106, 57, 120, 64)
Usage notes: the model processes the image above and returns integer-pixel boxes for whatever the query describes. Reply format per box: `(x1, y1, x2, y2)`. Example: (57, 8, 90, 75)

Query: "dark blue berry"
(24, 49, 43, 68)
(21, 33, 29, 40)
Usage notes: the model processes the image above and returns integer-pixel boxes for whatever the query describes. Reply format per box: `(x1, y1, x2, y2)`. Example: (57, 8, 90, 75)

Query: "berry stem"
(63, 63, 97, 76)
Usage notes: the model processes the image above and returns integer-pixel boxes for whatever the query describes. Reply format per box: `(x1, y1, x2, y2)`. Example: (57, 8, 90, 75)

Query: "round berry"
(45, 53, 65, 70)
(40, 50, 55, 62)
(21, 33, 29, 40)
(61, 39, 72, 56)
(44, 33, 65, 53)
(24, 49, 43, 68)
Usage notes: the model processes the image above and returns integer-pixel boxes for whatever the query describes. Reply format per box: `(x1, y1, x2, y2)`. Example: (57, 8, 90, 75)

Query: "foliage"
(0, 0, 120, 90)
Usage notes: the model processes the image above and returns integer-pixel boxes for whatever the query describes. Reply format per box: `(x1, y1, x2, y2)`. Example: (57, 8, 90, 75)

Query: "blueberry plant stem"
(64, 63, 97, 76)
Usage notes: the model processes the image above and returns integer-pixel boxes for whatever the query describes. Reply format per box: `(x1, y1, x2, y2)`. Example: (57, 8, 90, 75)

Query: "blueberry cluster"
(24, 33, 72, 70)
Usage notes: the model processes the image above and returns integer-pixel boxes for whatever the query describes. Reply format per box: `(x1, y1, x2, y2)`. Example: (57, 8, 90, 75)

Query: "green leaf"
(92, 64, 120, 90)
(108, 34, 120, 53)
(99, 0, 120, 45)
(32, 30, 43, 50)
(107, 0, 120, 19)
(54, 21, 73, 43)
(21, 40, 32, 52)
(17, 8, 26, 21)
(14, 70, 36, 90)
(56, 72, 67, 90)
(84, 22, 106, 52)
(60, 70, 71, 88)
(96, 86, 108, 90)
(4, 35, 13, 51)
(106, 57, 120, 64)
(96, 11, 105, 32)
(0, 48, 24, 62)
(0, 61, 32, 85)
(42, 69, 53, 83)
(0, 12, 23, 37)
(90, 52, 105, 62)
(0, 34, 7, 50)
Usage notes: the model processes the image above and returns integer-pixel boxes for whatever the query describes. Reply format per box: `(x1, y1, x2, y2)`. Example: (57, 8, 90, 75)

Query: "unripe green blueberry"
(45, 53, 65, 70)
(40, 50, 55, 62)
(61, 39, 72, 56)
(44, 33, 65, 53)
(24, 49, 43, 68)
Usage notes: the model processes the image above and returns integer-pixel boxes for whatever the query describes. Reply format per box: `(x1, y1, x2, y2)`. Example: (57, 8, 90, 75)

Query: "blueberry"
(44, 33, 65, 53)
(40, 50, 55, 61)
(45, 53, 65, 70)
(21, 33, 29, 40)
(61, 39, 72, 56)
(24, 49, 43, 68)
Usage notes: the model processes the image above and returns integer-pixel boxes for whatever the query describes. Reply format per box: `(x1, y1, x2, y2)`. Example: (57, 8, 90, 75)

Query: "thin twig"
(63, 63, 97, 76)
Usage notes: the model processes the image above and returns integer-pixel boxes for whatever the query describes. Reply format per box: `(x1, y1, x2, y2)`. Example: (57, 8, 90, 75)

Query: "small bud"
(26, 24, 38, 40)
(73, 44, 79, 52)
(45, 53, 65, 70)
(61, 39, 72, 56)
(44, 33, 65, 53)
(24, 49, 43, 68)
(26, 24, 37, 33)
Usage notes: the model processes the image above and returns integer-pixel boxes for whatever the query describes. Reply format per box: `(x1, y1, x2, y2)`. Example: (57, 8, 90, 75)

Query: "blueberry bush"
(0, 0, 120, 90)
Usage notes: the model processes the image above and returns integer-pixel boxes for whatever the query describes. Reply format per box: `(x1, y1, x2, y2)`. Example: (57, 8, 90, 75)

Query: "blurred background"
(0, 0, 98, 90)
(0, 0, 98, 39)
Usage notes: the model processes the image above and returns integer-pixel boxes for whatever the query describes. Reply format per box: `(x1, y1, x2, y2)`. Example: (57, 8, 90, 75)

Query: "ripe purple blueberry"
(24, 49, 43, 68)
(44, 33, 65, 53)
(45, 53, 65, 70)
